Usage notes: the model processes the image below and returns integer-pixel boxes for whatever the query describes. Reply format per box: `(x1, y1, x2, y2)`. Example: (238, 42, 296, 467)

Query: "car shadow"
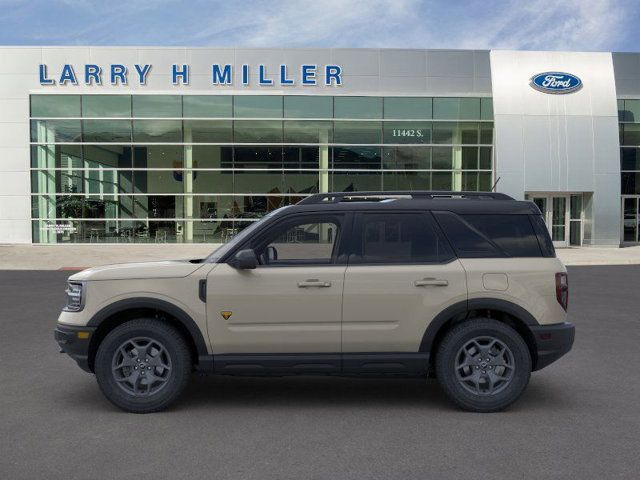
(175, 374, 576, 413)
(181, 375, 452, 410)
(52, 372, 577, 414)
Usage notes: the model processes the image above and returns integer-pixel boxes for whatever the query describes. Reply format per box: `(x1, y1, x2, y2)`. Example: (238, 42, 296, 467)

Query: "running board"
(196, 352, 429, 377)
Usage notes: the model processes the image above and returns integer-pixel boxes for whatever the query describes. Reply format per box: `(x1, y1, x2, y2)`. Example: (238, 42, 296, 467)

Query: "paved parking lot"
(1, 266, 639, 479)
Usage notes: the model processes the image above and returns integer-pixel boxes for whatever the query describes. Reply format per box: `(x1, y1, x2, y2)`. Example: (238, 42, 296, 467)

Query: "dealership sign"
(530, 72, 582, 94)
(38, 63, 343, 87)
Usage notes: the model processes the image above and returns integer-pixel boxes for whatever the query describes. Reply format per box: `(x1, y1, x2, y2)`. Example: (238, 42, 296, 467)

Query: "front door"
(341, 212, 467, 358)
(550, 196, 569, 248)
(206, 213, 348, 355)
(528, 194, 578, 247)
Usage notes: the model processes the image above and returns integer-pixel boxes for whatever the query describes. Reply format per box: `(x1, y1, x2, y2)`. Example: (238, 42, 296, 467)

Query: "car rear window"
(433, 212, 546, 258)
(432, 211, 502, 258)
(461, 214, 543, 257)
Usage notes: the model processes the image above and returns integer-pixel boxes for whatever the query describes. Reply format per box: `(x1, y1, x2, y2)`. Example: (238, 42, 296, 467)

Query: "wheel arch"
(421, 299, 539, 370)
(86, 298, 208, 372)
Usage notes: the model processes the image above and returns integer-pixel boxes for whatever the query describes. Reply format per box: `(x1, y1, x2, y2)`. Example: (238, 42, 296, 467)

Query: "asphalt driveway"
(1, 266, 639, 479)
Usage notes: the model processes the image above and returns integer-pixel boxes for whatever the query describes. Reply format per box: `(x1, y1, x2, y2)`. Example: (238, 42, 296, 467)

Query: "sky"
(0, 0, 638, 52)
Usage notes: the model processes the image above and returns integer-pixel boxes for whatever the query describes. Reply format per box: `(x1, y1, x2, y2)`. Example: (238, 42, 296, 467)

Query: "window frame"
(348, 210, 456, 266)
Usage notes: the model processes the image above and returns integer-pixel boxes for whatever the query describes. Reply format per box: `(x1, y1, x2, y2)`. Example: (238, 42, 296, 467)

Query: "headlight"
(63, 282, 85, 312)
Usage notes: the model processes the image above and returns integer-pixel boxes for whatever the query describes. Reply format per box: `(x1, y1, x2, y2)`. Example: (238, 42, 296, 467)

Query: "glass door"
(532, 197, 547, 218)
(527, 193, 580, 247)
(622, 196, 639, 244)
(569, 194, 583, 246)
(551, 197, 568, 247)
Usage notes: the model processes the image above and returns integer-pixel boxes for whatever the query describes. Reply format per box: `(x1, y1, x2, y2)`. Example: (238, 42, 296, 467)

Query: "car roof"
(281, 191, 540, 216)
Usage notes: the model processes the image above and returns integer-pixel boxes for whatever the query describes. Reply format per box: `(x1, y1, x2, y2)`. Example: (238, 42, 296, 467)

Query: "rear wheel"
(95, 319, 192, 413)
(435, 318, 531, 412)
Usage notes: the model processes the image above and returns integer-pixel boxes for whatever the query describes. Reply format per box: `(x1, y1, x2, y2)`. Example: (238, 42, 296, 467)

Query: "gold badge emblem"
(221, 311, 232, 320)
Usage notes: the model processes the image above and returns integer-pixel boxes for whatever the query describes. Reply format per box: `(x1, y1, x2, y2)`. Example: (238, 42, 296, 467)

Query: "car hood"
(68, 260, 206, 281)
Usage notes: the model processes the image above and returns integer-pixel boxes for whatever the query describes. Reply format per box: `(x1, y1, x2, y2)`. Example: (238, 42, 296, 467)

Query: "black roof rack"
(297, 191, 514, 205)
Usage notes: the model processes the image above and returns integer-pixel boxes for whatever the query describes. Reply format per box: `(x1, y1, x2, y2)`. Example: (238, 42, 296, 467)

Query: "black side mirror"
(230, 249, 258, 270)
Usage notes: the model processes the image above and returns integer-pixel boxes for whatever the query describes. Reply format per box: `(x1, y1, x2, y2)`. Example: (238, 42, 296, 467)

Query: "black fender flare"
(87, 297, 209, 357)
(419, 298, 539, 353)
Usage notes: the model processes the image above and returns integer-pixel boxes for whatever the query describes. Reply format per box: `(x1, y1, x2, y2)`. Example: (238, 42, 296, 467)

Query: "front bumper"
(54, 324, 96, 373)
(530, 322, 575, 371)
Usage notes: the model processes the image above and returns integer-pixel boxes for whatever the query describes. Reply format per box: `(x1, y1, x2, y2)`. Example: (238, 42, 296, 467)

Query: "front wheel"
(95, 319, 192, 413)
(435, 318, 531, 412)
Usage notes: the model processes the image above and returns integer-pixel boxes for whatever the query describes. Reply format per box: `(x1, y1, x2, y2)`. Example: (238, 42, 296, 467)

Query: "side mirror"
(230, 249, 258, 270)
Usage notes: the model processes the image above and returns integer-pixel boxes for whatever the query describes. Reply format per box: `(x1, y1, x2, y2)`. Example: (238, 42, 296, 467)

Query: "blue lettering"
(325, 65, 342, 86)
(242, 64, 249, 85)
(59, 64, 77, 85)
(134, 64, 152, 85)
(301, 64, 317, 85)
(172, 64, 189, 85)
(279, 64, 294, 85)
(84, 64, 101, 85)
(258, 65, 273, 85)
(212, 64, 232, 85)
(110, 64, 127, 85)
(39, 64, 55, 85)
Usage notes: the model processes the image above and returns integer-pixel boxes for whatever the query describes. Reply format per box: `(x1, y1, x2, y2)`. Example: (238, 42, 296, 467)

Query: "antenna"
(491, 176, 501, 192)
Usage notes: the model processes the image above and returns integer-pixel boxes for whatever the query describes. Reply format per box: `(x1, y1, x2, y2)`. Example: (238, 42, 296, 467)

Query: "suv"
(55, 191, 574, 413)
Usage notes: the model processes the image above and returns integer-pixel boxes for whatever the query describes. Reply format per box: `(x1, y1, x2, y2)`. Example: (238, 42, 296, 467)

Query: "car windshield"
(205, 206, 292, 263)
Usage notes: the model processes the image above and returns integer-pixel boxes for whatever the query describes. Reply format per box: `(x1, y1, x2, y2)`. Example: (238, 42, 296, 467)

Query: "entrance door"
(527, 193, 582, 248)
(622, 196, 639, 244)
(550, 196, 569, 248)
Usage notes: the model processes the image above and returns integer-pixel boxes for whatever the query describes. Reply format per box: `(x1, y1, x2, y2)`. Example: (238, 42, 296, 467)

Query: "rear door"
(341, 211, 467, 355)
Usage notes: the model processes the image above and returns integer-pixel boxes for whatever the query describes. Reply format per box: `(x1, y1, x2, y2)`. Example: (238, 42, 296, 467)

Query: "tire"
(435, 318, 531, 412)
(95, 318, 192, 413)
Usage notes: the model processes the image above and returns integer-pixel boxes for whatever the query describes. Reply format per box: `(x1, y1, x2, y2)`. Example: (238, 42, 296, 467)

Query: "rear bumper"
(530, 322, 575, 371)
(54, 324, 96, 373)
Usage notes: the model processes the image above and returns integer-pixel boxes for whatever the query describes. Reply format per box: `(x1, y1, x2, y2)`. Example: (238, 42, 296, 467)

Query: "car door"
(341, 211, 467, 359)
(206, 212, 349, 357)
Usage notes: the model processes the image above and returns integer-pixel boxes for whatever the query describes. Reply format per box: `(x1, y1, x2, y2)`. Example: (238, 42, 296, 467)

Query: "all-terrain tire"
(95, 318, 192, 413)
(435, 318, 531, 412)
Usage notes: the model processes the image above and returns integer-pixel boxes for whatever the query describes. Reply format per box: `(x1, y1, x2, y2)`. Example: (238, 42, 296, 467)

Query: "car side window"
(432, 211, 502, 258)
(253, 216, 341, 266)
(351, 212, 454, 264)
(461, 214, 542, 257)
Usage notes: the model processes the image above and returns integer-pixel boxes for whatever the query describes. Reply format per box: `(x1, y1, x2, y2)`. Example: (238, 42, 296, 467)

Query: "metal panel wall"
(491, 50, 621, 246)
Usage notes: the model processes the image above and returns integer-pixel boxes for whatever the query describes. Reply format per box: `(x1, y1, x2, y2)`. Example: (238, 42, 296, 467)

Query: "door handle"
(414, 278, 449, 287)
(298, 279, 332, 288)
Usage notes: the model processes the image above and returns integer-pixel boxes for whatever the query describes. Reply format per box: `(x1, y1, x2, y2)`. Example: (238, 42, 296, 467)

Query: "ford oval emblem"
(530, 72, 582, 94)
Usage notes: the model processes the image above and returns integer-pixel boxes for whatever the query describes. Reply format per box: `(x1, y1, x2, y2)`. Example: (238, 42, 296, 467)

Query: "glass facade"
(30, 94, 494, 243)
(619, 99, 640, 243)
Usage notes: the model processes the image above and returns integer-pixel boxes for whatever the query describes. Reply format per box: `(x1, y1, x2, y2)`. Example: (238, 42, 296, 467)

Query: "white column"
(452, 124, 462, 191)
(183, 126, 193, 243)
(319, 128, 329, 194)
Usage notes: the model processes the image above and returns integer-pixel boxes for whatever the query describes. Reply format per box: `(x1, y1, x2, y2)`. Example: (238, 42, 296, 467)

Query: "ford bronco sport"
(55, 191, 574, 413)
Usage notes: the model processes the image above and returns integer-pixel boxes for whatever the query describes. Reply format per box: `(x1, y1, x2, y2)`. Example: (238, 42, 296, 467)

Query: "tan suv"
(54, 191, 574, 413)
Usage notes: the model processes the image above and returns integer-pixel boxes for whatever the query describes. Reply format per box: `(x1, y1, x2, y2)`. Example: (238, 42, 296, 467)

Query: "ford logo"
(530, 72, 582, 94)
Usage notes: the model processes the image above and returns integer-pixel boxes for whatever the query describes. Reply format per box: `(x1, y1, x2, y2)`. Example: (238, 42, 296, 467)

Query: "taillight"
(555, 272, 568, 311)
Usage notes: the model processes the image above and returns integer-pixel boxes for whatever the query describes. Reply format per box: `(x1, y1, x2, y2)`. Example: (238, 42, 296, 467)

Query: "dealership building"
(1, 47, 639, 247)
